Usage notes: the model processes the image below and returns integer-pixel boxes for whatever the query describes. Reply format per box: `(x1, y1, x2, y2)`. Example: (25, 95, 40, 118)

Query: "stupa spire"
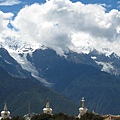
(81, 97, 85, 108)
(28, 102, 31, 116)
(46, 99, 50, 108)
(3, 102, 8, 111)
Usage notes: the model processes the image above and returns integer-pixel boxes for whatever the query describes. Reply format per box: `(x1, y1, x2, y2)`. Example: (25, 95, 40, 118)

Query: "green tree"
(12, 116, 24, 120)
(1, 118, 11, 120)
(31, 114, 51, 120)
(31, 112, 78, 120)
(52, 112, 69, 120)
(80, 112, 103, 120)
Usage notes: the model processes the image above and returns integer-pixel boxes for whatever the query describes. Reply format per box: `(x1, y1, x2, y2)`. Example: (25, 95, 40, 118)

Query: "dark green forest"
(4, 112, 104, 120)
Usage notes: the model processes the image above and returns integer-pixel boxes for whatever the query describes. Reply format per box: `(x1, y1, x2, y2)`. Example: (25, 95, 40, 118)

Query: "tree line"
(1, 112, 105, 120)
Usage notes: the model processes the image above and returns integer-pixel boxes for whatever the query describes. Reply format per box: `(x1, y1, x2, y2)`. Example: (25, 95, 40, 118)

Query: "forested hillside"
(0, 67, 79, 116)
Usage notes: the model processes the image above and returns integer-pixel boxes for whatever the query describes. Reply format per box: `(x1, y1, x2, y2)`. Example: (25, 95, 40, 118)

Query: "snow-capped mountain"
(1, 40, 120, 80)
(0, 47, 32, 78)
(4, 42, 120, 77)
(1, 44, 120, 115)
(89, 50, 120, 75)
(1, 31, 119, 77)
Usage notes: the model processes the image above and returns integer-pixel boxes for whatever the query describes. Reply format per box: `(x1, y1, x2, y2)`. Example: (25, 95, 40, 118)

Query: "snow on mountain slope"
(96, 61, 117, 74)
(2, 38, 120, 77)
(9, 50, 52, 87)
(89, 50, 120, 75)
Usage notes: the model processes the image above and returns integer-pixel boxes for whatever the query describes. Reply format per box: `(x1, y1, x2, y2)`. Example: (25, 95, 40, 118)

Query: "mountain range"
(0, 46, 120, 115)
(0, 66, 79, 116)
(0, 0, 120, 117)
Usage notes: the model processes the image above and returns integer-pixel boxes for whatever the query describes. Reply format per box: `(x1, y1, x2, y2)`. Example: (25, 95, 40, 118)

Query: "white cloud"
(0, 11, 13, 36)
(0, 10, 20, 49)
(117, 1, 120, 10)
(0, 11, 13, 26)
(0, 0, 120, 56)
(117, 1, 120, 4)
(0, 0, 21, 6)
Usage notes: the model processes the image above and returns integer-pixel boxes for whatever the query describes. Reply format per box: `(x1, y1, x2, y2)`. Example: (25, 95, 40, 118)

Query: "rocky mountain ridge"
(6, 44, 120, 76)
(1, 47, 120, 114)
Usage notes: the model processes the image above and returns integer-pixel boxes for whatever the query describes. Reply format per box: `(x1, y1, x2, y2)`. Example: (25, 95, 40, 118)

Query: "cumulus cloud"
(0, 11, 13, 38)
(118, 1, 120, 4)
(117, 1, 120, 10)
(0, 10, 20, 49)
(0, 0, 120, 55)
(0, 0, 21, 6)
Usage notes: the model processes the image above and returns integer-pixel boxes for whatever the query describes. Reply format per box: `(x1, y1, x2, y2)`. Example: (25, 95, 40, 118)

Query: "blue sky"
(0, 0, 119, 14)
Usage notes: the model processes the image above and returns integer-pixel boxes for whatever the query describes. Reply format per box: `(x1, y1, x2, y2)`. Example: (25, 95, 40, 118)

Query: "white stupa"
(1, 102, 10, 119)
(24, 102, 36, 120)
(24, 102, 32, 120)
(78, 97, 88, 118)
(43, 99, 52, 115)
